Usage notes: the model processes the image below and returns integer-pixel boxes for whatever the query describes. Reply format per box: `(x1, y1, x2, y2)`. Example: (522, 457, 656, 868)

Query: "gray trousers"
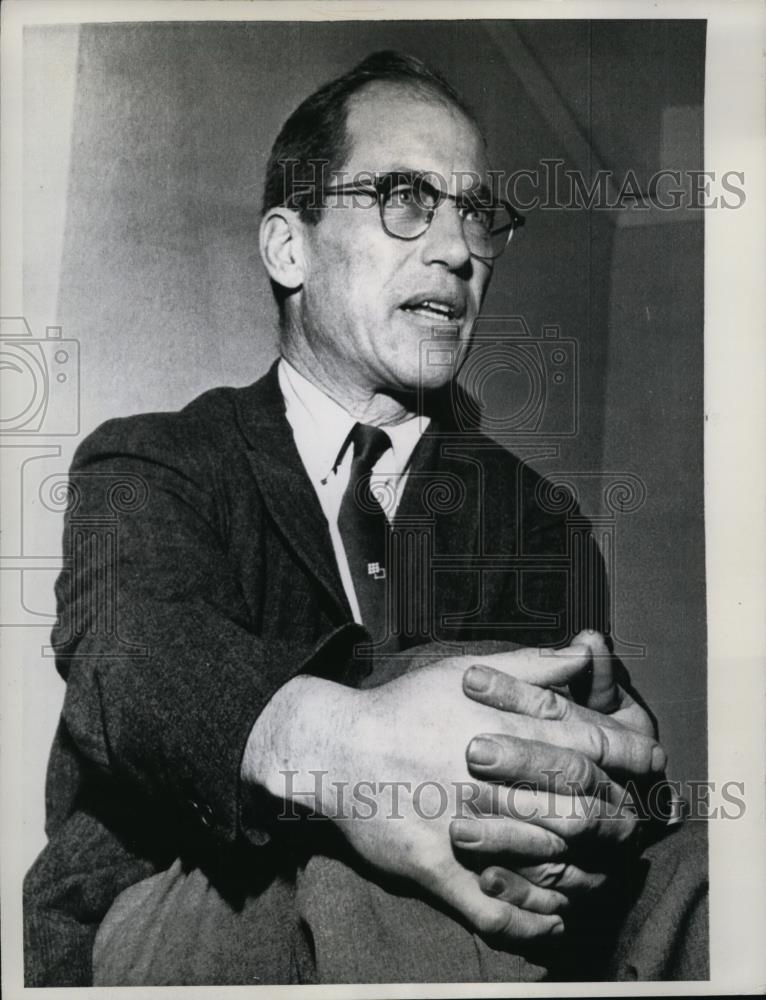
(92, 819, 708, 985)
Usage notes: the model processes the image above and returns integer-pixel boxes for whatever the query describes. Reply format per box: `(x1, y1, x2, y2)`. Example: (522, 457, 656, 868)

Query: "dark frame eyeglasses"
(320, 171, 525, 261)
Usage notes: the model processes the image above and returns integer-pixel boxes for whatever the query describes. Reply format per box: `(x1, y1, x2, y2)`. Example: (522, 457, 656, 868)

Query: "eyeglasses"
(321, 171, 525, 261)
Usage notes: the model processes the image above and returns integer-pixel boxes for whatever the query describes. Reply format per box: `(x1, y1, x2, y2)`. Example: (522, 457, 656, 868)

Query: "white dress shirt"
(278, 357, 428, 624)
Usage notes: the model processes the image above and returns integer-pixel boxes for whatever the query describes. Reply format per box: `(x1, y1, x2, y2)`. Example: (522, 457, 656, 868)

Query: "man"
(24, 51, 707, 985)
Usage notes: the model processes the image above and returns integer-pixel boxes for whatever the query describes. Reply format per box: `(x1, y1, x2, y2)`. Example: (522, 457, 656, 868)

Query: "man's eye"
(387, 183, 439, 211)
(388, 185, 417, 207)
(461, 204, 494, 230)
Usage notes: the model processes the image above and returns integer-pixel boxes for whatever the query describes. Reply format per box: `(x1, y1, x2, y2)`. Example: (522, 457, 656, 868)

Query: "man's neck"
(280, 343, 415, 428)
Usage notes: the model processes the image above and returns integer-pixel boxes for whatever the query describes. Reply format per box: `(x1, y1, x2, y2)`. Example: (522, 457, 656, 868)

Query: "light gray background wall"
(19, 19, 706, 865)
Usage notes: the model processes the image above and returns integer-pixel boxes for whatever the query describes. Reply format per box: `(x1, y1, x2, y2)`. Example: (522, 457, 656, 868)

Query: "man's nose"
(419, 202, 472, 271)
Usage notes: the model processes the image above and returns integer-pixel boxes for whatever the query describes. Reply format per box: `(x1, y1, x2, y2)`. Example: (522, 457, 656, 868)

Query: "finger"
(571, 630, 621, 712)
(480, 866, 569, 914)
(465, 675, 666, 775)
(515, 861, 608, 895)
(450, 815, 567, 860)
(472, 667, 657, 749)
(465, 665, 618, 731)
(574, 629, 609, 660)
(518, 714, 664, 778)
(463, 642, 592, 690)
(463, 664, 617, 726)
(467, 661, 626, 734)
(464, 781, 637, 845)
(494, 786, 638, 846)
(433, 861, 565, 943)
(465, 733, 627, 807)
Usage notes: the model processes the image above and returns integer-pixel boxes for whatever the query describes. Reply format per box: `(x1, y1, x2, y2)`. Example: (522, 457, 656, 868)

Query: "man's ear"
(259, 208, 306, 291)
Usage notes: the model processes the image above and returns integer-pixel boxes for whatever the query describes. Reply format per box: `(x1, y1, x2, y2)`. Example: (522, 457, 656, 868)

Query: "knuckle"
(514, 880, 535, 909)
(538, 688, 564, 720)
(564, 750, 598, 791)
(475, 906, 509, 937)
(555, 864, 578, 889)
(498, 680, 524, 713)
(585, 723, 610, 765)
(533, 861, 567, 888)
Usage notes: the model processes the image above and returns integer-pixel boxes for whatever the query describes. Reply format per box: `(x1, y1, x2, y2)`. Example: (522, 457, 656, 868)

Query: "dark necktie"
(337, 422, 392, 643)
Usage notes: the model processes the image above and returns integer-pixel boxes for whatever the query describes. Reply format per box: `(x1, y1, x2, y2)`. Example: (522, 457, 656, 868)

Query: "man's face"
(293, 83, 493, 397)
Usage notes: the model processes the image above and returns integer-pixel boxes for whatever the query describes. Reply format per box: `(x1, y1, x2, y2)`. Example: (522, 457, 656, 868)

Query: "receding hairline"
(336, 79, 489, 180)
(344, 77, 486, 142)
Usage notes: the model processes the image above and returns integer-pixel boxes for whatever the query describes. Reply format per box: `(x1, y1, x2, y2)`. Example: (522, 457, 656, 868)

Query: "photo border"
(2, 1, 764, 997)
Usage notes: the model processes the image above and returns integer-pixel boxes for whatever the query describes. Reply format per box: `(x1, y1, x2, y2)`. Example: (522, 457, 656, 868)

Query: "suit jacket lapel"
(234, 362, 352, 621)
(396, 421, 481, 552)
(234, 364, 482, 632)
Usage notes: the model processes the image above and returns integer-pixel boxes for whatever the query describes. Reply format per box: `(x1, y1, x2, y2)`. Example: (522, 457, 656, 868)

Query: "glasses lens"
(381, 180, 435, 238)
(461, 203, 515, 259)
(379, 175, 520, 258)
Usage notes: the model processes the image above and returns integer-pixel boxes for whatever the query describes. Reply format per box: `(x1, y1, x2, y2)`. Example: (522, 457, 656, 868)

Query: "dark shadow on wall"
(54, 19, 706, 786)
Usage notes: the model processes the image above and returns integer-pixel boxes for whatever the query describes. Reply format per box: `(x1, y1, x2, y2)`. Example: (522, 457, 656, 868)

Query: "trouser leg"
(549, 820, 709, 982)
(92, 858, 315, 986)
(607, 820, 709, 980)
(92, 822, 708, 985)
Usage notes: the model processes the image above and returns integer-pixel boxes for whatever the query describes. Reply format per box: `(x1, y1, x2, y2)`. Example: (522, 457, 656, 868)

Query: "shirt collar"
(278, 357, 428, 483)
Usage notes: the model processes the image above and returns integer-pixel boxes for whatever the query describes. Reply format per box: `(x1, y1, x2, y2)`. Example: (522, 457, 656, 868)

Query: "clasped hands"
(447, 629, 663, 941)
(247, 630, 665, 948)
(344, 629, 664, 945)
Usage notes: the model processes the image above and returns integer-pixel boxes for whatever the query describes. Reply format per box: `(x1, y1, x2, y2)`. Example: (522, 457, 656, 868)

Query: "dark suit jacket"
(24, 361, 612, 985)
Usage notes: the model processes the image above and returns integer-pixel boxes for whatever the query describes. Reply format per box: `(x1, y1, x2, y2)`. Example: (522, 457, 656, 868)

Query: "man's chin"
(382, 362, 454, 401)
(389, 331, 468, 390)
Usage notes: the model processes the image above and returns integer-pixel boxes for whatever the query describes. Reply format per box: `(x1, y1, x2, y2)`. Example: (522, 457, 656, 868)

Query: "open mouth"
(400, 299, 462, 322)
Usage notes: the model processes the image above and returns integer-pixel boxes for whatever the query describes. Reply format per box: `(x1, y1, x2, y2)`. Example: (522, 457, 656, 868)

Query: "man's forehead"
(341, 82, 490, 187)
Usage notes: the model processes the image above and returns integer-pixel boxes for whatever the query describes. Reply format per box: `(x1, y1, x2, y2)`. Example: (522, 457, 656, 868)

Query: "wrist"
(241, 675, 362, 810)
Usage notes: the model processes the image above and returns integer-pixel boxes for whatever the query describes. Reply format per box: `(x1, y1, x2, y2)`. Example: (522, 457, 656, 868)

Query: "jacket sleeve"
(51, 409, 364, 849)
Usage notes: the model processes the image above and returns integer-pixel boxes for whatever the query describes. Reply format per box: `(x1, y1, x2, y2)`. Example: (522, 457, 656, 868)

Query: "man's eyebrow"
(380, 165, 426, 179)
(378, 167, 495, 202)
(463, 182, 493, 204)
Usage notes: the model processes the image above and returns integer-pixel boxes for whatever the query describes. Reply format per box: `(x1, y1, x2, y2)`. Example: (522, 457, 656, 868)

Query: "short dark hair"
(261, 50, 480, 224)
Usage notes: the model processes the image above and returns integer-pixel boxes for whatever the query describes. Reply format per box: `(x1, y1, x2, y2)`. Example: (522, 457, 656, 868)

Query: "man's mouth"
(399, 298, 463, 322)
